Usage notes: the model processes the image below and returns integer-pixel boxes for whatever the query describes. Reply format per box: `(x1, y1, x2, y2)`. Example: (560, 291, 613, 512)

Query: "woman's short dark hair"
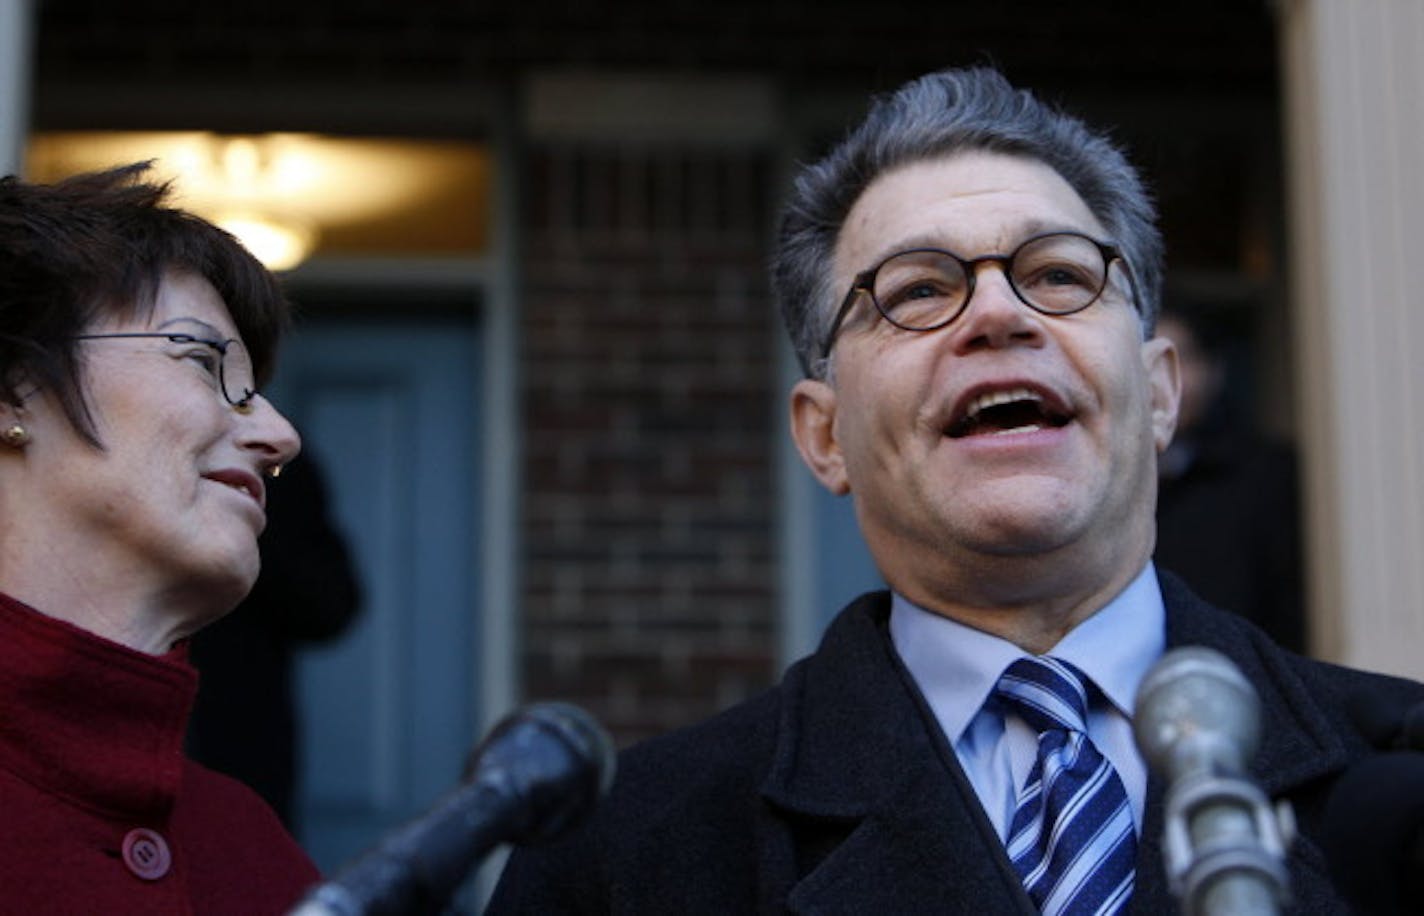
(0, 162, 289, 443)
(772, 66, 1163, 379)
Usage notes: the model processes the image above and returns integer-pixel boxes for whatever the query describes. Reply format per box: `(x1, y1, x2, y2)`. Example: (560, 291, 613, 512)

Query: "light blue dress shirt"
(889, 562, 1166, 840)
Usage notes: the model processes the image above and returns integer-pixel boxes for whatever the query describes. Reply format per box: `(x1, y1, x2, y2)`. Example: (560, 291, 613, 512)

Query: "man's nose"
(944, 264, 1047, 354)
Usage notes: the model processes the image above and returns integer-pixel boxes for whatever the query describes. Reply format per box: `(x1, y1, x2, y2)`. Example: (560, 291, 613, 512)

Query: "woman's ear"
(0, 399, 31, 449)
(789, 378, 850, 495)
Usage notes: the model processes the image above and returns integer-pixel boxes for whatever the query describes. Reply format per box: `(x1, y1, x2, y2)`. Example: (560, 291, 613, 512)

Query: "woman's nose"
(238, 394, 302, 468)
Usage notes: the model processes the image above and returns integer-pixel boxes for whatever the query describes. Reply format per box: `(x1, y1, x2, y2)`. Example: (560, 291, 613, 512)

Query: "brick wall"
(521, 144, 779, 744)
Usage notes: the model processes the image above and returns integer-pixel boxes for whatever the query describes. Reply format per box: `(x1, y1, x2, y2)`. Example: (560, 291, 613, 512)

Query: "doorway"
(264, 307, 483, 871)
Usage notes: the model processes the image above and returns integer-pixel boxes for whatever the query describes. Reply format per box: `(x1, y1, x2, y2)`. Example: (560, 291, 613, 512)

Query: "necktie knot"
(994, 656, 1093, 736)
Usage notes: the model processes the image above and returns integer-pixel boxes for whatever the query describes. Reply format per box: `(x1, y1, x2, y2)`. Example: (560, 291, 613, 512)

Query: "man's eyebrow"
(860, 220, 1089, 267)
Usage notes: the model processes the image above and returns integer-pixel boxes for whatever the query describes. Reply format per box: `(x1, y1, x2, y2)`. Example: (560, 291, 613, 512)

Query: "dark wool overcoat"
(489, 572, 1424, 914)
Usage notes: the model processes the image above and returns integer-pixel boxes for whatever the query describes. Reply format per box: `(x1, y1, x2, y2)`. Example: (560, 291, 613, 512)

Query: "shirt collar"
(1050, 563, 1165, 717)
(890, 563, 1166, 742)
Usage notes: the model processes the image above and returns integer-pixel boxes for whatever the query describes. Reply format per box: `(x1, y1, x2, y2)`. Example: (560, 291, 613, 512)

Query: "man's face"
(790, 151, 1179, 609)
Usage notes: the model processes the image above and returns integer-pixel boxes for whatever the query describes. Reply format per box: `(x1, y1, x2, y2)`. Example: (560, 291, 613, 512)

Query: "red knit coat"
(0, 593, 320, 914)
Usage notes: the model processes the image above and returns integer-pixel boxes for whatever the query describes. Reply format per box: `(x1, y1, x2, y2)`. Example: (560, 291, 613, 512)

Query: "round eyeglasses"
(74, 332, 258, 411)
(820, 230, 1136, 358)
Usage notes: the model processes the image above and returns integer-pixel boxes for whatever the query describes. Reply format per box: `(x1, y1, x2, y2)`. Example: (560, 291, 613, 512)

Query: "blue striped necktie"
(994, 657, 1136, 915)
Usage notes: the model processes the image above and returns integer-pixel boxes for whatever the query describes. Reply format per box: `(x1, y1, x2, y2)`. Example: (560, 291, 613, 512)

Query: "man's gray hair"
(772, 66, 1163, 379)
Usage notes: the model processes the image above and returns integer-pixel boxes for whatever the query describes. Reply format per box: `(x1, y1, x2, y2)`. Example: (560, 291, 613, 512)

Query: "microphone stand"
(1160, 762, 1295, 915)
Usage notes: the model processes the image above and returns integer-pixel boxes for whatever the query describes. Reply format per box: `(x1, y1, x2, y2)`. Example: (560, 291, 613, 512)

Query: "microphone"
(1322, 751, 1424, 915)
(290, 702, 615, 916)
(1134, 647, 1295, 915)
(1345, 686, 1424, 752)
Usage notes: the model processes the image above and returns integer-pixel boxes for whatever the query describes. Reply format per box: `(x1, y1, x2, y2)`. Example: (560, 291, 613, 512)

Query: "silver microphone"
(1134, 646, 1295, 915)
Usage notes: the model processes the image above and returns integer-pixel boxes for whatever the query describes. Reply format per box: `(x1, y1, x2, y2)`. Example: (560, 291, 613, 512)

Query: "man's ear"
(789, 378, 850, 496)
(1142, 334, 1181, 453)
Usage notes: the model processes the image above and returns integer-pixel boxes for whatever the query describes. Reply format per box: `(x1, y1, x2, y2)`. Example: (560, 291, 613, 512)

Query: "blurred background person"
(0, 164, 316, 913)
(1154, 307, 1306, 651)
(189, 450, 363, 829)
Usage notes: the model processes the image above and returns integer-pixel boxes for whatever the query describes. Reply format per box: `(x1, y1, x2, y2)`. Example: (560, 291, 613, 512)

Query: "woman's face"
(12, 269, 300, 642)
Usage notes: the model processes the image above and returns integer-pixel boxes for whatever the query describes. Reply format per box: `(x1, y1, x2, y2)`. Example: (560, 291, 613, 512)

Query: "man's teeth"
(966, 387, 1041, 419)
(991, 424, 1044, 436)
(224, 481, 250, 497)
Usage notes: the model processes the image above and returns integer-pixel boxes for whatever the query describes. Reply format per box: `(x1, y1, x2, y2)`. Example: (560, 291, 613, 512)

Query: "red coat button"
(121, 828, 171, 880)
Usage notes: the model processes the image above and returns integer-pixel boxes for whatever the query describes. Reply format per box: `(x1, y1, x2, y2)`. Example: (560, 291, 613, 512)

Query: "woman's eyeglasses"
(74, 332, 257, 412)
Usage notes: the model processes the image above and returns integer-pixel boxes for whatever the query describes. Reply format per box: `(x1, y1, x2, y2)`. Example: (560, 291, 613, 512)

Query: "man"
(490, 67, 1424, 913)
(1154, 308, 1306, 652)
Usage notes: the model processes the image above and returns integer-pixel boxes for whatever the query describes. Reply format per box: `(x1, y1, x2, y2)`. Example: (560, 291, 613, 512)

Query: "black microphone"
(290, 702, 615, 916)
(1134, 646, 1295, 915)
(1345, 686, 1424, 752)
(1322, 750, 1424, 915)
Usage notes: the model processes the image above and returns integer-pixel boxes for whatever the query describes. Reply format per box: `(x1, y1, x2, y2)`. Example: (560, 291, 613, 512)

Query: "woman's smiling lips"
(202, 468, 266, 510)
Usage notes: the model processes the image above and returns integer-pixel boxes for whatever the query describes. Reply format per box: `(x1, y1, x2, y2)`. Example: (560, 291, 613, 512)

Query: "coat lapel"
(1159, 570, 1351, 792)
(759, 594, 1036, 915)
(1130, 571, 1355, 911)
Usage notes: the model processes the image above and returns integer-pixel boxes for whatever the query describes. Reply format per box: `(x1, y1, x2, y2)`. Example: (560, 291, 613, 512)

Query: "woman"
(0, 164, 316, 913)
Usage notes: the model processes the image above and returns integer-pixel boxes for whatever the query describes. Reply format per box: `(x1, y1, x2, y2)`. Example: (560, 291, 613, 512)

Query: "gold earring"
(266, 464, 283, 479)
(1, 424, 30, 448)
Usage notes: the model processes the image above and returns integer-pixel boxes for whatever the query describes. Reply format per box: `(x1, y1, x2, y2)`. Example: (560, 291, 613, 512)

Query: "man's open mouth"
(946, 386, 1074, 438)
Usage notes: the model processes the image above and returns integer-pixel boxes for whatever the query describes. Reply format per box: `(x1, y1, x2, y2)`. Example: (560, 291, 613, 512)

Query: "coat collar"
(1156, 569, 1351, 794)
(0, 592, 196, 820)
(1134, 571, 1355, 905)
(760, 592, 1036, 913)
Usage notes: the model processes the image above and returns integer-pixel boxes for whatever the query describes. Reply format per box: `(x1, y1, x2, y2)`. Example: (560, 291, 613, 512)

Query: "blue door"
(264, 314, 482, 873)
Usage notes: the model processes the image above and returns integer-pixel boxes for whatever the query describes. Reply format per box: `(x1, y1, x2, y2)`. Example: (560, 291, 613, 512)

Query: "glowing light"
(216, 212, 316, 271)
(26, 131, 490, 269)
